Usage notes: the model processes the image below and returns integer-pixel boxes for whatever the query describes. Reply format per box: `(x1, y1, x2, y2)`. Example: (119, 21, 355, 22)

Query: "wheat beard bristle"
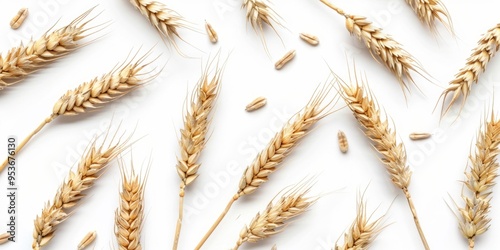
(32, 129, 131, 250)
(405, 0, 454, 34)
(0, 49, 158, 173)
(129, 0, 192, 54)
(0, 7, 102, 90)
(458, 111, 500, 249)
(438, 23, 500, 117)
(242, 0, 285, 55)
(233, 181, 316, 250)
(337, 72, 429, 249)
(115, 166, 146, 250)
(173, 58, 224, 250)
(335, 195, 386, 250)
(194, 80, 339, 250)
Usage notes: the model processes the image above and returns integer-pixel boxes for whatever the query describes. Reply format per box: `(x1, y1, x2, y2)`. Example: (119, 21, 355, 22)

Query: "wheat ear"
(335, 195, 386, 250)
(32, 129, 131, 249)
(173, 58, 224, 250)
(404, 0, 454, 34)
(115, 162, 147, 250)
(243, 0, 285, 55)
(194, 80, 339, 250)
(438, 23, 500, 117)
(128, 0, 193, 55)
(0, 50, 158, 172)
(338, 74, 429, 250)
(0, 7, 102, 90)
(233, 180, 317, 250)
(320, 0, 428, 95)
(457, 110, 500, 249)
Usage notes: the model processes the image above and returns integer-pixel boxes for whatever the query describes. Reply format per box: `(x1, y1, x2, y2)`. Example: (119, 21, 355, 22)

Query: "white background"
(1, 0, 500, 249)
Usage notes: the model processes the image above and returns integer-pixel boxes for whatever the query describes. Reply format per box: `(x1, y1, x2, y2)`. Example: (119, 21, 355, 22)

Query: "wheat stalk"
(115, 162, 147, 250)
(0, 50, 158, 173)
(128, 0, 193, 55)
(457, 111, 500, 249)
(194, 80, 339, 249)
(338, 73, 429, 250)
(438, 23, 500, 117)
(243, 0, 285, 55)
(335, 195, 386, 250)
(173, 58, 224, 250)
(32, 129, 131, 249)
(320, 0, 428, 95)
(404, 0, 453, 34)
(233, 181, 316, 250)
(0, 7, 102, 90)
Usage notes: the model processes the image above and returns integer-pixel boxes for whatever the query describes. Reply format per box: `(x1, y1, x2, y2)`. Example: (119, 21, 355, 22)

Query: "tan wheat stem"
(174, 60, 223, 250)
(0, 50, 158, 172)
(0, 7, 102, 90)
(457, 111, 500, 249)
(195, 80, 338, 249)
(438, 23, 500, 117)
(32, 129, 131, 249)
(195, 195, 237, 250)
(128, 0, 193, 55)
(320, 0, 428, 95)
(404, 0, 453, 34)
(115, 164, 147, 250)
(338, 75, 429, 249)
(233, 181, 316, 250)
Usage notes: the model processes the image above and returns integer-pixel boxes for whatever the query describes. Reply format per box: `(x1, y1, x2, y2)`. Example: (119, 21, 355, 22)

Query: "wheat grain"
(10, 8, 28, 29)
(115, 164, 147, 250)
(438, 23, 500, 117)
(409, 132, 432, 140)
(32, 129, 131, 250)
(173, 58, 224, 250)
(275, 50, 296, 70)
(195, 80, 339, 249)
(0, 8, 101, 90)
(404, 0, 453, 34)
(337, 130, 348, 153)
(0, 50, 158, 173)
(233, 181, 316, 249)
(320, 0, 428, 95)
(128, 0, 193, 54)
(0, 233, 10, 244)
(337, 72, 429, 249)
(246, 96, 267, 111)
(299, 33, 319, 46)
(205, 21, 218, 43)
(77, 231, 96, 250)
(243, 0, 285, 54)
(335, 196, 385, 250)
(271, 244, 277, 250)
(457, 111, 500, 249)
